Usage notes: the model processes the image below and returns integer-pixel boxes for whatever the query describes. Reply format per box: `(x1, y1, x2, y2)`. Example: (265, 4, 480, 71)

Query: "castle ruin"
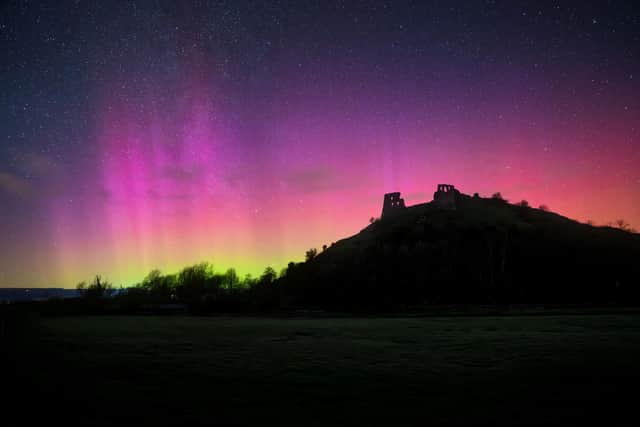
(381, 192, 406, 218)
(381, 184, 460, 219)
(433, 184, 460, 210)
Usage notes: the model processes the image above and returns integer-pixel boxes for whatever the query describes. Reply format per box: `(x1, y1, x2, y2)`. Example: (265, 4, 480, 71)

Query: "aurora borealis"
(1, 1, 639, 288)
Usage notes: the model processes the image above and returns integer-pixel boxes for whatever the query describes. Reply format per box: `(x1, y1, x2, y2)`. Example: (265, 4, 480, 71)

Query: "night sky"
(1, 0, 639, 288)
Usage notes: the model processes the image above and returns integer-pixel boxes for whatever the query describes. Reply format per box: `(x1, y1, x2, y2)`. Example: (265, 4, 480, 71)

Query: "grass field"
(6, 314, 640, 426)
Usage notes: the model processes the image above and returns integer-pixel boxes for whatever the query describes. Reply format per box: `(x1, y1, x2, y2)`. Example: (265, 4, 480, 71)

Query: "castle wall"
(381, 185, 459, 217)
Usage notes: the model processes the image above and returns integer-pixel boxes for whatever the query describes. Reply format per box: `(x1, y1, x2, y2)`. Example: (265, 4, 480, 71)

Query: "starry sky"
(1, 0, 639, 288)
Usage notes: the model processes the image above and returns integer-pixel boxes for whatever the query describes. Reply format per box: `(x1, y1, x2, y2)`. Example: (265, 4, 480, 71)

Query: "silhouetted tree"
(76, 281, 87, 295)
(176, 262, 214, 303)
(259, 267, 277, 285)
(539, 204, 549, 211)
(222, 268, 239, 291)
(283, 262, 296, 276)
(305, 248, 318, 261)
(243, 274, 254, 287)
(81, 275, 113, 299)
(615, 219, 632, 232)
(518, 200, 529, 208)
(243, 266, 280, 310)
(491, 192, 505, 201)
(142, 269, 162, 287)
(141, 269, 174, 302)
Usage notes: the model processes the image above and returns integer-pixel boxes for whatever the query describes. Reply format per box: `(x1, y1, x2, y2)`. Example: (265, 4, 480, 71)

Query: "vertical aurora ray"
(43, 64, 640, 287)
(2, 2, 638, 288)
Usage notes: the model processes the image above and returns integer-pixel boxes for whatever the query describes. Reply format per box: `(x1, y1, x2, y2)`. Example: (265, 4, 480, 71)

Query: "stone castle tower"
(433, 184, 459, 210)
(381, 192, 406, 218)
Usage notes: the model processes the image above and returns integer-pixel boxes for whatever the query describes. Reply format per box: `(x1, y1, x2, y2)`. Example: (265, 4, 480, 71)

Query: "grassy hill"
(281, 194, 640, 310)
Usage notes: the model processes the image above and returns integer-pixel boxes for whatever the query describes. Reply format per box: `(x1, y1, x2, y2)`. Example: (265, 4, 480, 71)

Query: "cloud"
(5, 148, 59, 178)
(161, 165, 205, 182)
(95, 188, 112, 200)
(284, 167, 345, 194)
(21, 152, 58, 177)
(0, 150, 61, 200)
(0, 172, 31, 198)
(147, 188, 194, 201)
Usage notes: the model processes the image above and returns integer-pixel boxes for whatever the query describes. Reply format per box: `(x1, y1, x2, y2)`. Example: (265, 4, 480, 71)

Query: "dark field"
(6, 314, 640, 426)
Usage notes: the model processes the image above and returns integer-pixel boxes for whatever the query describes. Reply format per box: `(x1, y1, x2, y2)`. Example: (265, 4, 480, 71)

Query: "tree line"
(74, 262, 286, 313)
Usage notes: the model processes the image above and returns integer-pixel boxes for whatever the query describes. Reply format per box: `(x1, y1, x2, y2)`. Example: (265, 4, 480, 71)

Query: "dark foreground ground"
(4, 314, 640, 426)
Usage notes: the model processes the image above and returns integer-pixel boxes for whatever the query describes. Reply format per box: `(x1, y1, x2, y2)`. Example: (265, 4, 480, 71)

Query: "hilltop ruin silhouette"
(382, 184, 460, 218)
(381, 192, 406, 218)
(433, 184, 460, 210)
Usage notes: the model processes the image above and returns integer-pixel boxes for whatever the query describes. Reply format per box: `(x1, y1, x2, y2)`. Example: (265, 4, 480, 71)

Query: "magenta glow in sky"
(1, 1, 639, 287)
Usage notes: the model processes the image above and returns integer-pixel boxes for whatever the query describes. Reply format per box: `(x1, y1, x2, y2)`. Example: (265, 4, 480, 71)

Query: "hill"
(280, 189, 640, 310)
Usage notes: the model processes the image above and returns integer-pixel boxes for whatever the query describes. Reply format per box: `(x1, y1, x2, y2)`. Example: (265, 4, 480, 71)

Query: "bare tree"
(76, 281, 87, 296)
(79, 275, 113, 299)
(305, 248, 318, 261)
(615, 219, 632, 232)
